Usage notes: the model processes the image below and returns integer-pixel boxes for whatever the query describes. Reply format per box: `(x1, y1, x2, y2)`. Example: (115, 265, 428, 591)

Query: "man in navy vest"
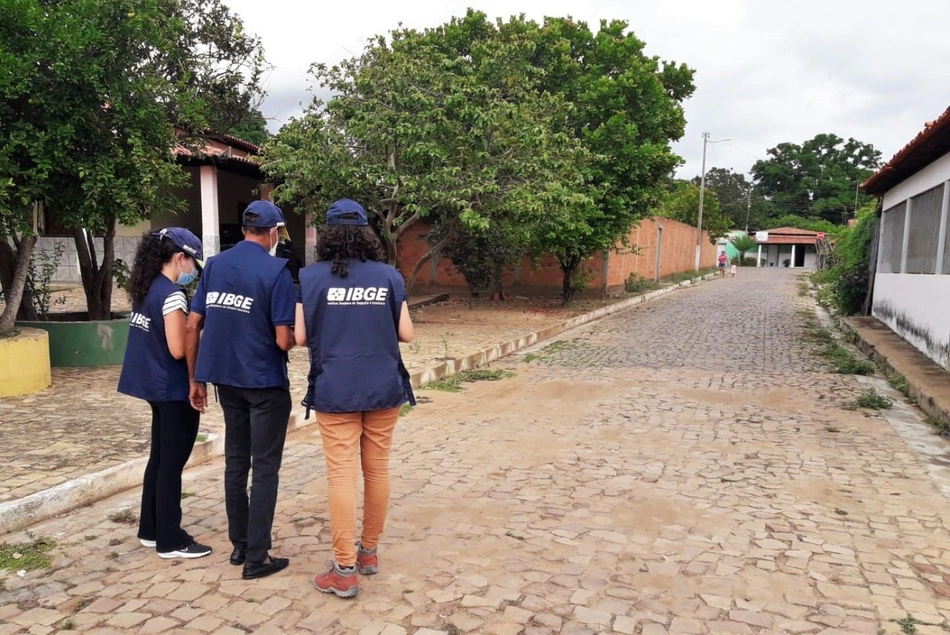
(184, 200, 296, 580)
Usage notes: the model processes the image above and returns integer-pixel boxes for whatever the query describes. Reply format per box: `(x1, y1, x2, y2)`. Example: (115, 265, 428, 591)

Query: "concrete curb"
(0, 273, 715, 536)
(839, 317, 950, 426)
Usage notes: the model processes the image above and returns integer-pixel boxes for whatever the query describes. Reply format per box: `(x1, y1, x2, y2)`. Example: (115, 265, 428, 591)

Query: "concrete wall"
(873, 273, 950, 369)
(396, 216, 718, 295)
(873, 150, 950, 369)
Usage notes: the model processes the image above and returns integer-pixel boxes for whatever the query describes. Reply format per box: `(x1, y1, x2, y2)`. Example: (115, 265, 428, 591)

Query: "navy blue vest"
(193, 241, 295, 389)
(117, 275, 190, 403)
(299, 259, 415, 413)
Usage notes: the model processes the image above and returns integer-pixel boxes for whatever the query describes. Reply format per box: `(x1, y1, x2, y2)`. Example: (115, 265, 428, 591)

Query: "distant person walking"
(718, 251, 728, 278)
(117, 227, 212, 560)
(296, 198, 415, 599)
(185, 200, 297, 580)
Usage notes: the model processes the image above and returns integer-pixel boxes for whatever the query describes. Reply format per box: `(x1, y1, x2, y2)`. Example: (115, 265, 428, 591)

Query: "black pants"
(138, 401, 200, 552)
(218, 385, 292, 564)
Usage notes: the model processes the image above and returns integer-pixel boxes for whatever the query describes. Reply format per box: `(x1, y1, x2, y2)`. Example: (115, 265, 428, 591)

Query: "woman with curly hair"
(295, 199, 415, 598)
(117, 227, 212, 559)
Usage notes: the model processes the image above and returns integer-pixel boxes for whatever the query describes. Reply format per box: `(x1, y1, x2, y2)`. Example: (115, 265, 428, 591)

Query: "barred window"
(878, 203, 906, 273)
(944, 190, 950, 275)
(906, 185, 944, 274)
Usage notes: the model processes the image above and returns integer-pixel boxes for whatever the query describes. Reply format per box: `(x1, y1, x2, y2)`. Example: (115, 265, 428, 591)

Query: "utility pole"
(744, 186, 753, 234)
(695, 132, 730, 270)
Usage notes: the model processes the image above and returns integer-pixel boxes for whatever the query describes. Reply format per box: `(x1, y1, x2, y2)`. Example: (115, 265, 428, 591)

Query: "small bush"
(421, 369, 516, 392)
(853, 389, 893, 410)
(625, 273, 660, 294)
(887, 374, 909, 395)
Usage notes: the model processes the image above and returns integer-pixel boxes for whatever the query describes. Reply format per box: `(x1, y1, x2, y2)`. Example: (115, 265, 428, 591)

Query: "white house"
(753, 227, 820, 269)
(862, 106, 950, 370)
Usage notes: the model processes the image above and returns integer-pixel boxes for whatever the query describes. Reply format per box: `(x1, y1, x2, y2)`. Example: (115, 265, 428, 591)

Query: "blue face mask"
(176, 260, 197, 287)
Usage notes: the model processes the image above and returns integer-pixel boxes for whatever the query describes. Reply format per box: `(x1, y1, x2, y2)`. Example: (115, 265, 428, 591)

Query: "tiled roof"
(754, 227, 821, 245)
(862, 106, 950, 195)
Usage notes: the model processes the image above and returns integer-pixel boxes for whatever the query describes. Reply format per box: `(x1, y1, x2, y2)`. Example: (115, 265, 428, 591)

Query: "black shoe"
(158, 542, 212, 560)
(229, 547, 247, 566)
(242, 554, 289, 580)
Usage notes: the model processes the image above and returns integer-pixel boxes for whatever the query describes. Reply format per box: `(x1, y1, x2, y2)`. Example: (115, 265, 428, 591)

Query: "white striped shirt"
(162, 290, 188, 316)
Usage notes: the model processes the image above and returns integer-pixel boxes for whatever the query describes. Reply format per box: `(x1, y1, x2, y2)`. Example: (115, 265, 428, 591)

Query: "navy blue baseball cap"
(243, 200, 290, 240)
(153, 227, 204, 270)
(326, 199, 369, 226)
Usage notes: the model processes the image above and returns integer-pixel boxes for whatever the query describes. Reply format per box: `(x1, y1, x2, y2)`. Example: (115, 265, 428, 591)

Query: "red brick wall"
(396, 216, 717, 295)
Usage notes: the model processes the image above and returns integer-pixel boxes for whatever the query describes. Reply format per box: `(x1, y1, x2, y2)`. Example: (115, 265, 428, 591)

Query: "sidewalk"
(842, 316, 950, 426)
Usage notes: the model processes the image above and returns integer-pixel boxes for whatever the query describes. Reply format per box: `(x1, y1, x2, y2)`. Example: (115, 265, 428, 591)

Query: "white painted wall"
(873, 273, 950, 369)
(882, 152, 950, 209)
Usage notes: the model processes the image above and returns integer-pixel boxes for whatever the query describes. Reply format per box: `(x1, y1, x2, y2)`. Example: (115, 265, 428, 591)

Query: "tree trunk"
(0, 235, 37, 334)
(74, 216, 117, 321)
(405, 216, 460, 295)
(0, 239, 37, 321)
(559, 253, 582, 307)
(491, 262, 506, 301)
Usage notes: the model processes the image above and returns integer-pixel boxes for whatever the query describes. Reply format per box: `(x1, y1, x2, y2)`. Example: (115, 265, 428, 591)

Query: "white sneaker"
(158, 542, 212, 559)
(140, 538, 156, 548)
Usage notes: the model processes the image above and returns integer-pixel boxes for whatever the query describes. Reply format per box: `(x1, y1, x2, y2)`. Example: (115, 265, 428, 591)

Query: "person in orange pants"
(295, 199, 415, 598)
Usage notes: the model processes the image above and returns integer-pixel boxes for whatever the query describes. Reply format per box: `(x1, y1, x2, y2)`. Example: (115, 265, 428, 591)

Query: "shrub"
(814, 205, 878, 315)
(625, 273, 660, 294)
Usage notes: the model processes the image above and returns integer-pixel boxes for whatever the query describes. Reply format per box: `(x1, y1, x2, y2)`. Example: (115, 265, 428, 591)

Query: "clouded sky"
(225, 0, 949, 180)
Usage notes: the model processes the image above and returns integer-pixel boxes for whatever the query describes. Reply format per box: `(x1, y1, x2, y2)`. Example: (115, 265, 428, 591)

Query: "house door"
(795, 247, 806, 268)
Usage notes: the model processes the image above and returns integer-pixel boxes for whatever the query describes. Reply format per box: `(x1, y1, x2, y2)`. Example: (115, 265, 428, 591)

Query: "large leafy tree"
(516, 15, 695, 302)
(656, 180, 730, 242)
(0, 0, 265, 328)
(263, 14, 591, 291)
(751, 134, 881, 224)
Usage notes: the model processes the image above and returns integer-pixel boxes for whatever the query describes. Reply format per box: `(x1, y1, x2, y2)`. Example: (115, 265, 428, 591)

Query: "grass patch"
(399, 403, 412, 417)
(195, 433, 208, 443)
(662, 268, 717, 285)
(798, 310, 875, 375)
(60, 619, 75, 631)
(181, 492, 196, 499)
(421, 369, 516, 393)
(851, 389, 894, 411)
(107, 510, 137, 525)
(926, 414, 950, 436)
(798, 281, 810, 297)
(523, 339, 577, 364)
(834, 508, 849, 516)
(0, 537, 55, 572)
(825, 426, 841, 433)
(888, 374, 909, 394)
(107, 538, 122, 547)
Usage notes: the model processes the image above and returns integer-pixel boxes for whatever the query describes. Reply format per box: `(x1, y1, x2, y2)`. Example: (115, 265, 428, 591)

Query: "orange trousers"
(316, 407, 401, 567)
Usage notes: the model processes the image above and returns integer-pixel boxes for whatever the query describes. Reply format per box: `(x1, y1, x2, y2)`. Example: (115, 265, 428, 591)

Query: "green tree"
(162, 0, 268, 135)
(656, 180, 730, 242)
(762, 214, 841, 236)
(263, 14, 591, 291)
(227, 109, 270, 146)
(751, 134, 881, 224)
(0, 0, 265, 328)
(521, 16, 696, 302)
(728, 234, 758, 264)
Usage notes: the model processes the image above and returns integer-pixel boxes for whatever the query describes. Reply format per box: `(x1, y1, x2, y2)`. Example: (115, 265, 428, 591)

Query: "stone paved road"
(3, 269, 950, 635)
(0, 296, 584, 503)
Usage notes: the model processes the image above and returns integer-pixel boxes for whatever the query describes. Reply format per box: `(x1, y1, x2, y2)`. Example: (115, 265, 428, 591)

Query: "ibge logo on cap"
(205, 291, 255, 314)
(327, 287, 388, 306)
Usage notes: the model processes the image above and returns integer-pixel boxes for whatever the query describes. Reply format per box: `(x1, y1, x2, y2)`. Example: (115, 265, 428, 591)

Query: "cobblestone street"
(3, 269, 950, 634)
